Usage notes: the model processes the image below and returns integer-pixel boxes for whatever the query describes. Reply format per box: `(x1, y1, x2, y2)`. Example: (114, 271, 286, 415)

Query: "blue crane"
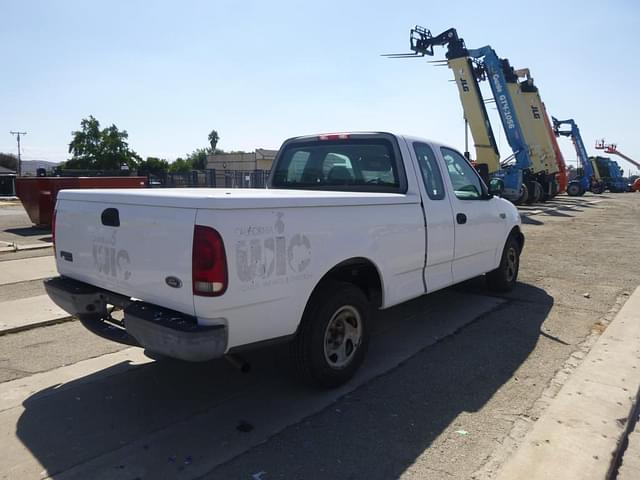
(551, 118, 604, 196)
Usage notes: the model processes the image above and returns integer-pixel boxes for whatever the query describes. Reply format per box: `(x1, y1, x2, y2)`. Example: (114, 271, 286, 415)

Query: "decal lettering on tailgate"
(92, 230, 132, 280)
(235, 212, 312, 290)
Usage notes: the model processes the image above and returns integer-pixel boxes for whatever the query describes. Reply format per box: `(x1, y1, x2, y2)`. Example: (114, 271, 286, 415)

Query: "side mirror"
(488, 178, 504, 196)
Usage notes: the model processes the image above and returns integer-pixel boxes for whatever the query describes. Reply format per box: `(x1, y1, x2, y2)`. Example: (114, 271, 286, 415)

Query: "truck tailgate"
(55, 198, 196, 315)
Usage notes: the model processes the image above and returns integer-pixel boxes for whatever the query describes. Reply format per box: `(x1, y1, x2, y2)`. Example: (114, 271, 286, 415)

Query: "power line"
(9, 131, 27, 176)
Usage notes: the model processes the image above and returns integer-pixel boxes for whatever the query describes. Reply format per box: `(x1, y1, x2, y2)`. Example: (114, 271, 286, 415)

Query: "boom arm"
(596, 142, 640, 170)
(385, 27, 501, 173)
(467, 47, 532, 172)
(552, 117, 598, 180)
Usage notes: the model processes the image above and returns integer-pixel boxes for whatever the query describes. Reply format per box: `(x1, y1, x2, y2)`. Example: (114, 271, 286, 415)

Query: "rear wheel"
(567, 181, 583, 197)
(290, 281, 370, 388)
(486, 236, 521, 292)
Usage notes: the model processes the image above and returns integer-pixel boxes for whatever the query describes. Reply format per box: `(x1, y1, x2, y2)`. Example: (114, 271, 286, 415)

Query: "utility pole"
(10, 131, 27, 177)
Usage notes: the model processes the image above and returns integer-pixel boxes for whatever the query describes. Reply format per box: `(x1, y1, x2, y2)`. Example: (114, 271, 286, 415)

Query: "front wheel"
(486, 236, 521, 292)
(290, 281, 370, 388)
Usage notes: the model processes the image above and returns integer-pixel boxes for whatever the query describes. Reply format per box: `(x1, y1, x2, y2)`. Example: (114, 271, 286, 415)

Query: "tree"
(138, 157, 169, 175)
(208, 130, 219, 151)
(168, 157, 192, 173)
(0, 153, 18, 171)
(66, 116, 141, 170)
(185, 148, 210, 170)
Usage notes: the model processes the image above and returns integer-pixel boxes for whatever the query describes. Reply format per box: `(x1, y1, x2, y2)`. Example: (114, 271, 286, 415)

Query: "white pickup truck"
(45, 132, 523, 387)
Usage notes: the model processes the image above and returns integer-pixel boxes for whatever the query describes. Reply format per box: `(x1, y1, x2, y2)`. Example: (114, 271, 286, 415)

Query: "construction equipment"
(386, 26, 544, 204)
(595, 141, 640, 191)
(508, 67, 561, 200)
(552, 118, 605, 196)
(387, 26, 560, 203)
(590, 156, 627, 192)
(595, 141, 640, 171)
(541, 102, 568, 193)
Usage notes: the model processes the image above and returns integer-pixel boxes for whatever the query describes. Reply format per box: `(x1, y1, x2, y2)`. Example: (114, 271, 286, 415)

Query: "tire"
(567, 181, 582, 197)
(539, 180, 553, 202)
(486, 236, 521, 292)
(525, 181, 542, 204)
(514, 183, 528, 205)
(290, 281, 370, 388)
(590, 183, 604, 194)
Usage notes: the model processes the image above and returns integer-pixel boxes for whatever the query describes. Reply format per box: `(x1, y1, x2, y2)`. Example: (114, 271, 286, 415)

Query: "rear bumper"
(44, 276, 228, 362)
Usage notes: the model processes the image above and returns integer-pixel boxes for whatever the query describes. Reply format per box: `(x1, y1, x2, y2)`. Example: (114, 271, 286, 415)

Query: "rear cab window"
(271, 135, 406, 193)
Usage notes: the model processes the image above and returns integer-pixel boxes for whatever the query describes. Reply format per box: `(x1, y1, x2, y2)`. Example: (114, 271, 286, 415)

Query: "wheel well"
(312, 258, 383, 309)
(509, 226, 525, 252)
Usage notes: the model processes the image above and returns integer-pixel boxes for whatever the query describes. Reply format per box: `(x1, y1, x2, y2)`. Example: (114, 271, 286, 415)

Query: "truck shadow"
(14, 282, 553, 479)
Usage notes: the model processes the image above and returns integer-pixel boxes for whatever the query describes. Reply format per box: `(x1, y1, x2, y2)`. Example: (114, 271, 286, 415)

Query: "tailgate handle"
(101, 208, 120, 227)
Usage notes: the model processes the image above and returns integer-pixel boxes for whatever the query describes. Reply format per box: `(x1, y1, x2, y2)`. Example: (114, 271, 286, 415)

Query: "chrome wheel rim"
(323, 305, 362, 369)
(505, 247, 518, 282)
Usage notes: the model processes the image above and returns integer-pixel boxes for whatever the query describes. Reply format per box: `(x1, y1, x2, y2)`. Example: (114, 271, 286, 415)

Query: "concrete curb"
(493, 286, 640, 480)
(0, 242, 52, 254)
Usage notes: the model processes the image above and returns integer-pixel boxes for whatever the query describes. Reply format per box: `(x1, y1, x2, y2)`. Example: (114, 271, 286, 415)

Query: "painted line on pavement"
(0, 255, 56, 285)
(0, 295, 73, 336)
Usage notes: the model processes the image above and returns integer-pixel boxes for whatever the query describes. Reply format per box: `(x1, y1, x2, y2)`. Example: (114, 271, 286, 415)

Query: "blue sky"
(1, 0, 639, 174)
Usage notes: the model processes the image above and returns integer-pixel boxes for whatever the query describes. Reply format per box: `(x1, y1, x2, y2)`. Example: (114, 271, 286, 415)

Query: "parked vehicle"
(45, 133, 524, 387)
(590, 156, 627, 193)
(552, 118, 605, 196)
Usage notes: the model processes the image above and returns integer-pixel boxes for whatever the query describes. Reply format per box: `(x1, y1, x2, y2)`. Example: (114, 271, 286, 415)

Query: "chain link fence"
(144, 170, 270, 189)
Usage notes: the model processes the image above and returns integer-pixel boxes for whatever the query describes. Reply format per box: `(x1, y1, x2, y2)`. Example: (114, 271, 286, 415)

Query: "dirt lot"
(0, 192, 638, 479)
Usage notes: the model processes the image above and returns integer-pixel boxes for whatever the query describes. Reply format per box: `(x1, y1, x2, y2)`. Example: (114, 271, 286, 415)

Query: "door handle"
(456, 213, 467, 224)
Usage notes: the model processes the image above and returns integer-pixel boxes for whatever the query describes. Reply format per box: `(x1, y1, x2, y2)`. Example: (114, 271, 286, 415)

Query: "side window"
(413, 142, 445, 200)
(440, 147, 484, 200)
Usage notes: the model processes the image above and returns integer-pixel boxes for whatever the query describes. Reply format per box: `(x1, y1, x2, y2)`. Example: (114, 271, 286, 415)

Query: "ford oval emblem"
(165, 276, 183, 288)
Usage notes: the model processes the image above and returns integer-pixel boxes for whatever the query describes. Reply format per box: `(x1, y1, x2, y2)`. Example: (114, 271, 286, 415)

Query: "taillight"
(318, 133, 350, 141)
(192, 225, 228, 296)
(52, 209, 57, 253)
